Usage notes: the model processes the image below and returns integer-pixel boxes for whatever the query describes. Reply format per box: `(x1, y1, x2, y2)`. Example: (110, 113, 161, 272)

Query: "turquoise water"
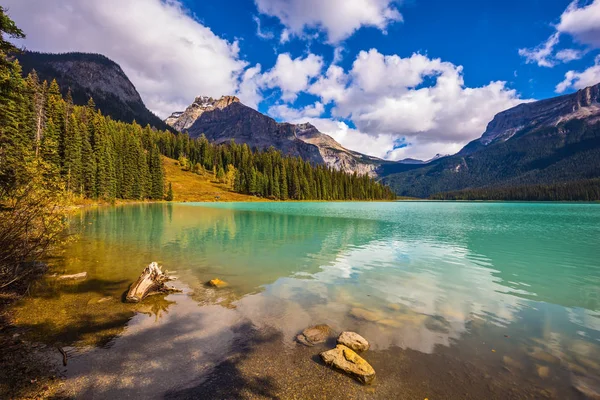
(16, 202, 600, 397)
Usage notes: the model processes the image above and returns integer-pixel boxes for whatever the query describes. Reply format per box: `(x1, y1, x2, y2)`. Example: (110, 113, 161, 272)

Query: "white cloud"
(236, 64, 264, 109)
(555, 48, 584, 62)
(556, 55, 600, 92)
(253, 15, 274, 40)
(4, 0, 248, 118)
(557, 0, 600, 48)
(269, 101, 325, 120)
(254, 0, 402, 43)
(304, 50, 525, 160)
(260, 53, 323, 101)
(518, 0, 600, 67)
(518, 32, 561, 67)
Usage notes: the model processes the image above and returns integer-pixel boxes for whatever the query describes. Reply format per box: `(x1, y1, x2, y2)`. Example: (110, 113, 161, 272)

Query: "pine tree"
(166, 182, 173, 201)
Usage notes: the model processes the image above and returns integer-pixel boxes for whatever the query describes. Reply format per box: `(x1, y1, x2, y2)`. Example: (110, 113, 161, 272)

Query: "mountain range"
(19, 51, 600, 198)
(165, 95, 386, 176)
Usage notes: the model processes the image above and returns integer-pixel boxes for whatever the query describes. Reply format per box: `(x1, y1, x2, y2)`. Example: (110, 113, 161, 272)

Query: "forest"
(430, 179, 600, 201)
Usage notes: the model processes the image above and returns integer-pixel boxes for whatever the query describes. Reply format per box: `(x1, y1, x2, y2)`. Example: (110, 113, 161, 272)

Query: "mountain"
(16, 51, 171, 131)
(165, 96, 386, 175)
(381, 83, 600, 198)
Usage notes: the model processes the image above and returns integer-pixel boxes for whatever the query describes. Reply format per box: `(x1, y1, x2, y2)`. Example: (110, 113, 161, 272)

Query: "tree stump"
(125, 262, 181, 303)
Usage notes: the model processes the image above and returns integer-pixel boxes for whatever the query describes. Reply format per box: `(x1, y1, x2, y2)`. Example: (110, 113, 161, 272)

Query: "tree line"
(161, 135, 396, 201)
(430, 179, 600, 201)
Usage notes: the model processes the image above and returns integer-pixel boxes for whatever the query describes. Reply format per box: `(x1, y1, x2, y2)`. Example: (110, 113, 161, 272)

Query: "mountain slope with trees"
(381, 83, 600, 200)
(15, 51, 172, 131)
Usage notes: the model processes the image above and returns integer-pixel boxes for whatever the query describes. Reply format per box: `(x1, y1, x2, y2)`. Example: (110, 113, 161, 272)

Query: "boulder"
(320, 344, 376, 385)
(296, 324, 332, 346)
(207, 278, 228, 288)
(337, 331, 369, 352)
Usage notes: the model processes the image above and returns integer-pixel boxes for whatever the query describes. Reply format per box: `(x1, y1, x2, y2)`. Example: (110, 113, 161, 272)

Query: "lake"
(14, 202, 600, 399)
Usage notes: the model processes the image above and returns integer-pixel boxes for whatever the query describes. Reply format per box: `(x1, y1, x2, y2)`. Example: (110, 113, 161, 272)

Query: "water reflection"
(13, 202, 600, 398)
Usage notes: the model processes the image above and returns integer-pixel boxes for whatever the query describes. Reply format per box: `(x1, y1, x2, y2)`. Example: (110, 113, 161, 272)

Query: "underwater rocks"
(206, 278, 228, 288)
(320, 344, 376, 385)
(337, 331, 370, 352)
(296, 324, 333, 346)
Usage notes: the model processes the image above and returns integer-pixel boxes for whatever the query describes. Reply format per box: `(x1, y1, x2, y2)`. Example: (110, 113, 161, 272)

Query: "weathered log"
(125, 262, 181, 303)
(54, 272, 88, 281)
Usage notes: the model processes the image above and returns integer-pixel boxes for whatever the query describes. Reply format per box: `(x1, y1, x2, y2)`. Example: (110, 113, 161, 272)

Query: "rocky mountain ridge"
(382, 82, 600, 197)
(460, 82, 600, 155)
(166, 96, 386, 176)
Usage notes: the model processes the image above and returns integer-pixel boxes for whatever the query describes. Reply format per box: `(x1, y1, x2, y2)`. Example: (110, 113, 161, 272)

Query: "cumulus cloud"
(236, 64, 264, 109)
(556, 55, 600, 92)
(254, 0, 402, 43)
(557, 0, 600, 48)
(4, 0, 248, 118)
(260, 53, 323, 101)
(304, 50, 526, 160)
(518, 0, 600, 67)
(269, 101, 325, 120)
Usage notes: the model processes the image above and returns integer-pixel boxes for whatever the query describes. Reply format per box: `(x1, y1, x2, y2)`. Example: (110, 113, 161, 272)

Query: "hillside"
(161, 157, 263, 202)
(16, 51, 172, 131)
(165, 96, 386, 176)
(382, 83, 600, 199)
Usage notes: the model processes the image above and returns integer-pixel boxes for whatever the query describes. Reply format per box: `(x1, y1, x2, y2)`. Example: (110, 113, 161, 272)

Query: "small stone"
(320, 344, 376, 385)
(296, 324, 332, 346)
(536, 364, 550, 378)
(97, 297, 112, 303)
(207, 278, 227, 288)
(337, 331, 369, 352)
(349, 307, 381, 322)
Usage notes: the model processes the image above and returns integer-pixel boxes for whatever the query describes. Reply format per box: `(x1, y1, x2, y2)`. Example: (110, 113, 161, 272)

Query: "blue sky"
(6, 0, 600, 160)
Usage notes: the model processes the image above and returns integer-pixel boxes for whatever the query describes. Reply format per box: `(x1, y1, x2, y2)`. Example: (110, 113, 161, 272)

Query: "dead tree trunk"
(125, 262, 180, 303)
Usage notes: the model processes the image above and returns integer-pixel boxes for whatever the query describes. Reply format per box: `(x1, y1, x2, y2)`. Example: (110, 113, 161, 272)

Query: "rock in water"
(296, 324, 332, 346)
(337, 332, 370, 352)
(320, 344, 376, 385)
(207, 278, 228, 288)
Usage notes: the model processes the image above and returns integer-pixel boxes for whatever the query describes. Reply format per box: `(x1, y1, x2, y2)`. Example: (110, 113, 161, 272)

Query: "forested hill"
(1, 62, 395, 202)
(15, 51, 172, 132)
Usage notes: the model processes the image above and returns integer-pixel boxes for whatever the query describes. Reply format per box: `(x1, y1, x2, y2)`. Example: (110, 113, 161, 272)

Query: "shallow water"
(14, 202, 600, 398)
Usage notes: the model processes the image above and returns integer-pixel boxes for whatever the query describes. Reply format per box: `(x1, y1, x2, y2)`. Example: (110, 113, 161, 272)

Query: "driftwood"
(125, 262, 181, 303)
(53, 272, 88, 281)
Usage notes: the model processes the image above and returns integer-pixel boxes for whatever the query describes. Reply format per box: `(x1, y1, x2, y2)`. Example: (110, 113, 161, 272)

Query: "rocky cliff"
(382, 82, 600, 197)
(166, 96, 385, 175)
(16, 51, 171, 131)
(461, 82, 600, 154)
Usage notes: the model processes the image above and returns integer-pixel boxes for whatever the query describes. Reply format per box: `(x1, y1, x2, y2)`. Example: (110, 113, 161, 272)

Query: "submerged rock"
(424, 315, 451, 333)
(320, 344, 376, 385)
(296, 324, 332, 346)
(536, 364, 550, 378)
(349, 307, 381, 322)
(337, 331, 369, 352)
(207, 278, 228, 288)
